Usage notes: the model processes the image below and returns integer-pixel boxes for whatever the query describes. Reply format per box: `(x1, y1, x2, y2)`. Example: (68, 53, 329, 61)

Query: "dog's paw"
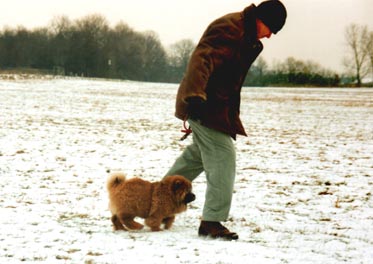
(150, 226, 162, 232)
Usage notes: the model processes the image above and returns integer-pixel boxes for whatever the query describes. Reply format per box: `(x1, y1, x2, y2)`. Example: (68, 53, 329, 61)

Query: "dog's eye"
(173, 180, 183, 192)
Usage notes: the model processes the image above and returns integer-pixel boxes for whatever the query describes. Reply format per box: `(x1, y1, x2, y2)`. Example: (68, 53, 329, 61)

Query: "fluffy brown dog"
(107, 172, 195, 231)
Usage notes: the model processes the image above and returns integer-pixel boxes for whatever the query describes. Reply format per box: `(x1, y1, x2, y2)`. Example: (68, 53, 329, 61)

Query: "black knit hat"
(256, 0, 287, 34)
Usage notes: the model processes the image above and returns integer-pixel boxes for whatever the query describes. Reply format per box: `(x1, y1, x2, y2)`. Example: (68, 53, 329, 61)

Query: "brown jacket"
(175, 4, 263, 139)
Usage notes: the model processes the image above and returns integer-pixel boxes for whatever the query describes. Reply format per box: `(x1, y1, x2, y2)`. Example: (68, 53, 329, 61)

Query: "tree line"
(0, 14, 371, 87)
(246, 23, 373, 87)
(0, 14, 192, 83)
(244, 57, 340, 87)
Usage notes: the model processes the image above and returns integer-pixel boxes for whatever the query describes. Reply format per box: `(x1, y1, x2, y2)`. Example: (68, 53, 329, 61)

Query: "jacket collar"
(243, 4, 258, 43)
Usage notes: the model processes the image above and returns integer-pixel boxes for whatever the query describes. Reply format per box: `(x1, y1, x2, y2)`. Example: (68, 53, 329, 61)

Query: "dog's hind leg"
(111, 214, 127, 231)
(120, 214, 144, 230)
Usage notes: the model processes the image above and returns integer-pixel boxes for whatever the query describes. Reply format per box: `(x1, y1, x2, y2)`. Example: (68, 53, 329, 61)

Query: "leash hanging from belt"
(180, 119, 192, 141)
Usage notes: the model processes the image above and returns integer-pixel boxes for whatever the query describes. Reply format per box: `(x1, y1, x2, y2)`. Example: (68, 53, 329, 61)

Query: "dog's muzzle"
(184, 192, 196, 204)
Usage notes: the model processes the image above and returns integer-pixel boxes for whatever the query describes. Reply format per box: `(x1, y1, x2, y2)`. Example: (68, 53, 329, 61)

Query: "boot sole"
(198, 232, 239, 241)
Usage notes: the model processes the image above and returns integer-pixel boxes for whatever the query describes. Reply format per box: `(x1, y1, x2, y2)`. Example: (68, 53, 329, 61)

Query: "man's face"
(256, 19, 272, 39)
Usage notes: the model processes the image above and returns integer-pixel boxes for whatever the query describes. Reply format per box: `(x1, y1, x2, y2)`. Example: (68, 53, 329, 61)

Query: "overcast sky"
(1, 0, 373, 73)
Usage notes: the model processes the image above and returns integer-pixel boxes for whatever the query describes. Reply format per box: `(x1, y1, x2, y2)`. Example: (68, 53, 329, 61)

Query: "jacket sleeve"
(180, 17, 240, 102)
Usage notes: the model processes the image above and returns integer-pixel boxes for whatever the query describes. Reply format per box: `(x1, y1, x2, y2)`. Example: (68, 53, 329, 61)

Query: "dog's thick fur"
(107, 172, 195, 231)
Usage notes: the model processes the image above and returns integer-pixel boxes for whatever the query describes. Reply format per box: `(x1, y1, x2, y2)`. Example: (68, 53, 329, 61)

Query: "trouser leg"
(188, 120, 236, 222)
(164, 142, 204, 182)
(165, 119, 236, 221)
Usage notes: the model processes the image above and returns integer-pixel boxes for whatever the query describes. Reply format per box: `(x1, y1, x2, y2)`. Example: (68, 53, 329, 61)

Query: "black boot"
(198, 221, 239, 240)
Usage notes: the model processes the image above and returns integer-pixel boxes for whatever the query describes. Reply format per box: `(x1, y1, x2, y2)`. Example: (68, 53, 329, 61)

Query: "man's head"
(256, 0, 287, 35)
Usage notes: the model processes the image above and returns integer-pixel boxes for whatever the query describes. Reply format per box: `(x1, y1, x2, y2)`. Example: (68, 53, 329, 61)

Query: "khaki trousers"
(165, 119, 236, 221)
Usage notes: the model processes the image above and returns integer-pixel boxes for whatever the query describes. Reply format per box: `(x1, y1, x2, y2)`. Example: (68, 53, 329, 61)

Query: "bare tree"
(167, 39, 195, 82)
(255, 56, 268, 77)
(168, 39, 195, 69)
(138, 30, 168, 81)
(344, 24, 369, 86)
(364, 31, 373, 81)
(49, 16, 72, 73)
(70, 14, 110, 77)
(49, 15, 72, 36)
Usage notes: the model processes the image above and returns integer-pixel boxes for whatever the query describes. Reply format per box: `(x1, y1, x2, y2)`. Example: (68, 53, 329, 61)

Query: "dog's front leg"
(145, 215, 162, 231)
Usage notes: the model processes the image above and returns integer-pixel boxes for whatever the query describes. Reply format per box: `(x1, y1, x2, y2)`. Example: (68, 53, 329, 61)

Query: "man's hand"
(186, 96, 205, 121)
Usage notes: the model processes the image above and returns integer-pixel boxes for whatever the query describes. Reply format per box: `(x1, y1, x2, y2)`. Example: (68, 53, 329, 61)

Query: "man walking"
(165, 0, 287, 240)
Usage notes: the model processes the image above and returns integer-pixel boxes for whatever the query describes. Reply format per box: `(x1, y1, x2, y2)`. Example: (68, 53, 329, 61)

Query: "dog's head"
(164, 175, 195, 205)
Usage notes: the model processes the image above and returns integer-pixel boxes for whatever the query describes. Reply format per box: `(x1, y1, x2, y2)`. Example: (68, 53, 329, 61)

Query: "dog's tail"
(106, 171, 126, 190)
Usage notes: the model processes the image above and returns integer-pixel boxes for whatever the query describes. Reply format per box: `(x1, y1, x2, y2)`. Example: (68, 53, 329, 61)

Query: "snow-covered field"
(0, 77, 372, 264)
